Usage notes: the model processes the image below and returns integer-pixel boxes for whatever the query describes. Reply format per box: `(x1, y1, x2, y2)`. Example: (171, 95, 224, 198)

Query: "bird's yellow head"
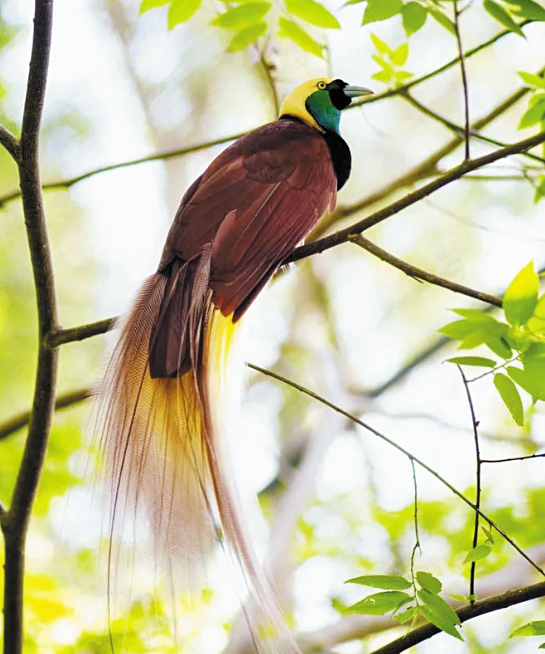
(279, 78, 373, 134)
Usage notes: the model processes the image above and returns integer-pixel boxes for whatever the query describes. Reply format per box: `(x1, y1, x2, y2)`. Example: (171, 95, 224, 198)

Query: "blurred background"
(0, 0, 544, 651)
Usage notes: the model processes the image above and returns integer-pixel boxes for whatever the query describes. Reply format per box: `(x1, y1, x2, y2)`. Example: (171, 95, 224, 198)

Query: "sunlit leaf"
(534, 176, 545, 203)
(463, 544, 491, 564)
(416, 571, 442, 594)
(504, 0, 545, 21)
(168, 0, 203, 27)
(511, 621, 545, 637)
(483, 0, 525, 35)
(346, 574, 412, 590)
(494, 373, 524, 425)
(370, 33, 392, 54)
(349, 591, 412, 615)
(395, 605, 418, 623)
(401, 2, 428, 35)
(518, 71, 545, 88)
(391, 42, 409, 66)
(140, 0, 170, 14)
(503, 262, 539, 326)
(363, 0, 402, 24)
(227, 21, 267, 50)
(519, 94, 545, 128)
(448, 356, 496, 367)
(429, 8, 455, 33)
(285, 0, 341, 28)
(419, 592, 463, 640)
(278, 17, 324, 56)
(212, 2, 272, 29)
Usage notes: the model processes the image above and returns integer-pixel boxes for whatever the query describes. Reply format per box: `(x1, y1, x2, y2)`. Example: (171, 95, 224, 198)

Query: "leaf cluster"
(346, 571, 463, 640)
(442, 262, 545, 425)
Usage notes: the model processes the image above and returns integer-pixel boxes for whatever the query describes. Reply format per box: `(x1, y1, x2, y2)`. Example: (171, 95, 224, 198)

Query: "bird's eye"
(317, 81, 327, 90)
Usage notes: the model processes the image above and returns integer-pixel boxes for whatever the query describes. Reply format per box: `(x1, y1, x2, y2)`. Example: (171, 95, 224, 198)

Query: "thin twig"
(402, 91, 545, 166)
(453, 0, 470, 159)
(0, 125, 20, 161)
(0, 387, 91, 442)
(458, 367, 482, 605)
(349, 234, 502, 308)
(409, 459, 421, 590)
(1, 2, 57, 654)
(482, 453, 545, 463)
(289, 128, 545, 264)
(248, 363, 545, 577)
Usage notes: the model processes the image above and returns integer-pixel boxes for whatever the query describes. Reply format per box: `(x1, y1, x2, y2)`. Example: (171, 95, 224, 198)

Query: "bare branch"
(349, 234, 503, 308)
(290, 129, 545, 264)
(1, 2, 58, 653)
(0, 125, 20, 161)
(458, 366, 483, 604)
(0, 387, 91, 442)
(482, 452, 545, 463)
(453, 0, 470, 159)
(45, 316, 115, 348)
(248, 363, 545, 576)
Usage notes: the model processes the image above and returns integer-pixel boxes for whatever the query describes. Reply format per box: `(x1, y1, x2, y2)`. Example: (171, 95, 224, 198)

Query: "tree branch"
(453, 0, 470, 159)
(349, 234, 503, 307)
(0, 125, 20, 161)
(1, 2, 57, 653)
(289, 129, 545, 264)
(248, 363, 545, 576)
(45, 316, 115, 348)
(368, 581, 545, 654)
(0, 387, 91, 442)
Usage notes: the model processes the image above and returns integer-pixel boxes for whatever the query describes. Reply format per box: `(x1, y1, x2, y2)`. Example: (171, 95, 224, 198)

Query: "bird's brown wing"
(150, 118, 337, 377)
(160, 118, 337, 320)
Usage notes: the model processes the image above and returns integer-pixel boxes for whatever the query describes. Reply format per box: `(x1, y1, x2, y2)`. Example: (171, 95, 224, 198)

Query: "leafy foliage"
(441, 263, 545, 425)
(370, 33, 412, 86)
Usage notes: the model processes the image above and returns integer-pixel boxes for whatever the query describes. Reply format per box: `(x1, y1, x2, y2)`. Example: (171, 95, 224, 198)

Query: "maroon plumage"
(149, 117, 337, 378)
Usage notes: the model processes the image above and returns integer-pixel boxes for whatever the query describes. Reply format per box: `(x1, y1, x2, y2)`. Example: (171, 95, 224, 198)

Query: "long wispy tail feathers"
(95, 266, 301, 653)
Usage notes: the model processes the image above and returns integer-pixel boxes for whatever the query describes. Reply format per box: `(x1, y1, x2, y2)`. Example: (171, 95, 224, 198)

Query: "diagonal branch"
(289, 129, 545, 264)
(0, 387, 91, 442)
(1, 2, 58, 654)
(248, 363, 545, 577)
(349, 234, 502, 307)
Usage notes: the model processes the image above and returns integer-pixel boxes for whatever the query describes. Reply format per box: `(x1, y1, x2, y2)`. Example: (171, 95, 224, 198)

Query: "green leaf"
(227, 21, 267, 50)
(448, 356, 496, 367)
(363, 0, 403, 24)
(390, 42, 409, 66)
(278, 17, 324, 56)
(168, 0, 203, 27)
(503, 262, 539, 326)
(349, 591, 412, 615)
(212, 2, 272, 29)
(483, 0, 525, 35)
(528, 294, 545, 334)
(285, 0, 340, 28)
(429, 8, 456, 33)
(511, 621, 545, 637)
(452, 308, 498, 323)
(419, 591, 463, 640)
(519, 71, 545, 89)
(401, 2, 428, 35)
(395, 605, 418, 623)
(494, 373, 524, 425)
(519, 94, 545, 128)
(416, 571, 442, 594)
(140, 0, 170, 14)
(505, 0, 545, 21)
(508, 344, 545, 401)
(485, 333, 512, 358)
(370, 33, 392, 55)
(534, 176, 545, 203)
(439, 319, 479, 340)
(346, 574, 412, 590)
(463, 544, 491, 564)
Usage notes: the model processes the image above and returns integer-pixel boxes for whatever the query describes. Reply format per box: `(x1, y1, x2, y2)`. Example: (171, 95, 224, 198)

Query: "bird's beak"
(343, 85, 374, 98)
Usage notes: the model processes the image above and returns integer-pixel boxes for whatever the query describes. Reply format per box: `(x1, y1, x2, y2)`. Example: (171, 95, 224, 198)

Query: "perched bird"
(96, 77, 371, 651)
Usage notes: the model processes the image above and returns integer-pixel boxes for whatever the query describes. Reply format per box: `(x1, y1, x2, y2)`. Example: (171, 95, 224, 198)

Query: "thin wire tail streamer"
(94, 269, 300, 652)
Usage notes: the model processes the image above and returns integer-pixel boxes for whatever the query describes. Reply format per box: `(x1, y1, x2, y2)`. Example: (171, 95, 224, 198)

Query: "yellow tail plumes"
(96, 274, 300, 652)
